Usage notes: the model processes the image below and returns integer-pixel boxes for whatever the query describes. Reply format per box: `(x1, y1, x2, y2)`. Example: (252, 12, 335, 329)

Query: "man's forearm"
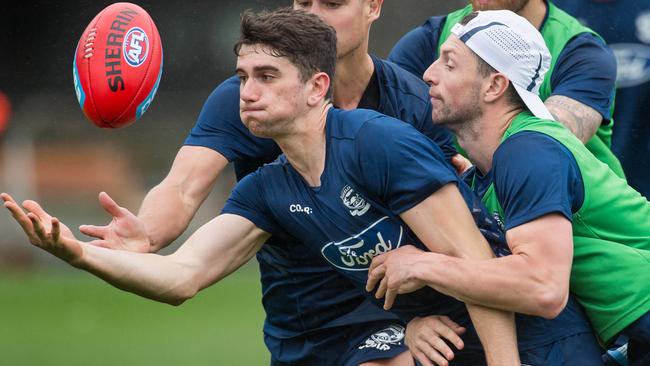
(414, 253, 568, 318)
(545, 95, 602, 144)
(138, 183, 198, 252)
(77, 242, 201, 305)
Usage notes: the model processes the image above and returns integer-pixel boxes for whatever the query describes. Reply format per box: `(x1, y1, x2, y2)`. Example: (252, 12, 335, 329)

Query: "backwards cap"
(451, 10, 554, 120)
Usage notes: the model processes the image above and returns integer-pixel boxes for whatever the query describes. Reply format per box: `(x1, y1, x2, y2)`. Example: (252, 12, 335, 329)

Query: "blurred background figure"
(556, 0, 650, 199)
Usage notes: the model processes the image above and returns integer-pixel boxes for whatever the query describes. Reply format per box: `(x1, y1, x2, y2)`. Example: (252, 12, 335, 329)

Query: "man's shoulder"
(374, 56, 428, 95)
(330, 108, 404, 140)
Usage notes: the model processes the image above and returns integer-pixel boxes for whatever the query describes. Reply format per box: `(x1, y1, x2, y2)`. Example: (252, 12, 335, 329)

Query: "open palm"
(2, 193, 82, 265)
(79, 192, 150, 253)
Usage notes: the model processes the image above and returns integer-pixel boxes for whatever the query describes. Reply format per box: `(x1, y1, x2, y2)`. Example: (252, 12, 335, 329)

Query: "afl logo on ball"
(123, 27, 149, 67)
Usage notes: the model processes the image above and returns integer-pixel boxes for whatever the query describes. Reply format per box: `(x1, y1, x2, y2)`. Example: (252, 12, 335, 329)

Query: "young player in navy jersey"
(57, 1, 459, 365)
(388, 0, 624, 178)
(5, 7, 600, 366)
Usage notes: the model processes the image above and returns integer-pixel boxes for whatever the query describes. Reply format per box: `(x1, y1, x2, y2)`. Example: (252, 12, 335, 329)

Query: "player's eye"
(324, 2, 341, 9)
(294, 1, 311, 8)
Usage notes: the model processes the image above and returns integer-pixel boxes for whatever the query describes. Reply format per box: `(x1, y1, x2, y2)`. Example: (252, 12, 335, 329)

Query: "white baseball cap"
(451, 10, 554, 120)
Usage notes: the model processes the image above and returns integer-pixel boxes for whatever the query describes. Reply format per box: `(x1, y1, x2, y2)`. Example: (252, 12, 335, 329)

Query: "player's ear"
(367, 0, 383, 22)
(307, 72, 330, 106)
(484, 73, 509, 104)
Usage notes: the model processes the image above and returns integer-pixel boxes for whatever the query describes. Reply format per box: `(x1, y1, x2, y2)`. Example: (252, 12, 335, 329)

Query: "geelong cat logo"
(358, 325, 405, 351)
(340, 185, 371, 216)
(321, 216, 402, 271)
(123, 27, 149, 67)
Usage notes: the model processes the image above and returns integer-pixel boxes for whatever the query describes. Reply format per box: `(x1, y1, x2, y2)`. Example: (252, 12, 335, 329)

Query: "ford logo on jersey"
(612, 43, 650, 88)
(321, 216, 403, 271)
(123, 27, 149, 67)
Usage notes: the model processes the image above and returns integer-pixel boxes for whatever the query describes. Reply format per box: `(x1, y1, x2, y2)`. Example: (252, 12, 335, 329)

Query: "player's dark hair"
(234, 7, 337, 100)
(460, 12, 526, 111)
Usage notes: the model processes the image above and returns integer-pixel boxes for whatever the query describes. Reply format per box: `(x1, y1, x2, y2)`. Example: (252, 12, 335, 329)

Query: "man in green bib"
(389, 0, 625, 178)
(368, 9, 650, 365)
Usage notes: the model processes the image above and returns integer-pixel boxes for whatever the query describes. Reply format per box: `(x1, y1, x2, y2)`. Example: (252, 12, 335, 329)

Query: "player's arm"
(356, 120, 519, 365)
(544, 33, 617, 144)
(369, 213, 572, 318)
(368, 133, 578, 318)
(138, 146, 228, 251)
(3, 192, 268, 305)
(79, 146, 227, 253)
(545, 95, 601, 144)
(398, 185, 520, 365)
(80, 78, 246, 253)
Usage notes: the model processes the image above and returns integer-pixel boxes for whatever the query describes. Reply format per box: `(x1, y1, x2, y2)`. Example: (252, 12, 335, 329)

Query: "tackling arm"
(399, 184, 520, 365)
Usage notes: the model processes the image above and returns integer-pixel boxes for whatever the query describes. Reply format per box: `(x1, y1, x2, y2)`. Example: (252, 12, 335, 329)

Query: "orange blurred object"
(0, 90, 11, 135)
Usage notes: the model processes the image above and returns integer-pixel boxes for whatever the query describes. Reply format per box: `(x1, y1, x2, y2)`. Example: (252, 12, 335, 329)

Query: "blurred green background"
(0, 267, 268, 365)
(0, 1, 465, 364)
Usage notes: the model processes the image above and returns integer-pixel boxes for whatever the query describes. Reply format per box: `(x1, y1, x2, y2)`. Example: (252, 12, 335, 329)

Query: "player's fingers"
(411, 349, 435, 366)
(4, 200, 39, 242)
(28, 212, 48, 244)
(51, 218, 61, 243)
(375, 276, 388, 300)
(23, 200, 52, 221)
(98, 192, 125, 218)
(438, 316, 466, 338)
(1, 192, 17, 205)
(428, 331, 457, 360)
(367, 251, 387, 273)
(79, 224, 107, 239)
(384, 287, 396, 310)
(366, 264, 385, 292)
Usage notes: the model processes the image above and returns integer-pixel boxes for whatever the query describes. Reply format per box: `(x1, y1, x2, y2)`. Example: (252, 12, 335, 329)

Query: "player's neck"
(518, 0, 547, 30)
(332, 52, 374, 110)
(275, 103, 332, 187)
(457, 108, 517, 175)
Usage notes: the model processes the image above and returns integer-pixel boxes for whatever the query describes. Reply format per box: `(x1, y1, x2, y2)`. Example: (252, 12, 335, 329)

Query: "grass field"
(0, 266, 269, 365)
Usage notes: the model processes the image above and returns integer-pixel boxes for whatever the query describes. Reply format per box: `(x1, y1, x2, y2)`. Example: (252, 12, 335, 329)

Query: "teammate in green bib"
(368, 9, 650, 363)
(389, 0, 625, 178)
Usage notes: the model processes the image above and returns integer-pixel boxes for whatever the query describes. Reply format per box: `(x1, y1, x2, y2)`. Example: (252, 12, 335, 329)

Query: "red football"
(73, 2, 163, 128)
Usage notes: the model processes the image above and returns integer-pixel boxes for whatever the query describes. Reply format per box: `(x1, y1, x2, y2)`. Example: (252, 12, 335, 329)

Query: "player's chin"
(242, 118, 270, 138)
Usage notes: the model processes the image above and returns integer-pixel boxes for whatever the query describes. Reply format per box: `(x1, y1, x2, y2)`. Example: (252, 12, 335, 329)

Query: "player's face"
(236, 44, 310, 138)
(471, 0, 529, 12)
(423, 36, 484, 130)
(293, 0, 381, 59)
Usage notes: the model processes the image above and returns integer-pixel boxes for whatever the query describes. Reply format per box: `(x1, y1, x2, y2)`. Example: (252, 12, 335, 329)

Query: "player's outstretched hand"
(2, 192, 83, 266)
(366, 245, 428, 310)
(405, 315, 465, 366)
(79, 192, 150, 253)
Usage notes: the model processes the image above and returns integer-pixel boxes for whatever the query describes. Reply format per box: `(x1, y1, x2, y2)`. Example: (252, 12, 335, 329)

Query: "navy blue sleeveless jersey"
(554, 0, 650, 198)
(388, 6, 616, 122)
(223, 108, 594, 350)
(183, 57, 455, 339)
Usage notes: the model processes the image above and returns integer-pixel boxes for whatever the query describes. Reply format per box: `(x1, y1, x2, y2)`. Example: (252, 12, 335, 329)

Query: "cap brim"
(513, 84, 554, 120)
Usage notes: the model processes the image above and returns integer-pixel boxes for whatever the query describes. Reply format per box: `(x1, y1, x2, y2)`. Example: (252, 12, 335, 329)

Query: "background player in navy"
(388, 0, 623, 176)
(66, 1, 463, 365)
(553, 0, 650, 200)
